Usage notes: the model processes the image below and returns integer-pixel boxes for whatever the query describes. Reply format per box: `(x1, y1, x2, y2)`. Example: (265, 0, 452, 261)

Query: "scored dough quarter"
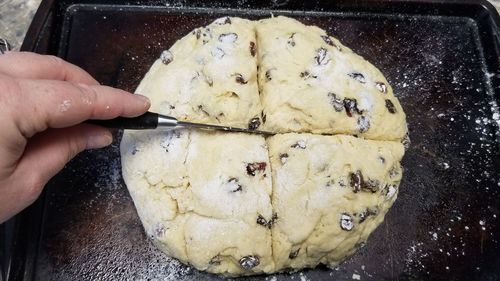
(120, 15, 407, 276)
(267, 133, 404, 270)
(257, 16, 407, 140)
(121, 130, 274, 275)
(136, 17, 262, 129)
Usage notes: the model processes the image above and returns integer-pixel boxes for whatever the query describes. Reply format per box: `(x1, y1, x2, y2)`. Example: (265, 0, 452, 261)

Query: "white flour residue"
(405, 241, 429, 273)
(299, 272, 309, 281)
(59, 99, 72, 112)
(357, 91, 374, 112)
(479, 220, 486, 231)
(431, 232, 438, 241)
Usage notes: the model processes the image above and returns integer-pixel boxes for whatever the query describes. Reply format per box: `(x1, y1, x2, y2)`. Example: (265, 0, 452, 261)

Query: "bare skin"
(0, 52, 150, 222)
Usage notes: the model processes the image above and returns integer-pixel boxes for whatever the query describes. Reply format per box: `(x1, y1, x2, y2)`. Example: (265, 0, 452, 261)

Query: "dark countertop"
(1, 0, 500, 51)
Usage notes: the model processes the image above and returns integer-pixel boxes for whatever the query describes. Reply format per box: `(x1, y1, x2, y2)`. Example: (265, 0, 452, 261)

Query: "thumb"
(12, 124, 112, 204)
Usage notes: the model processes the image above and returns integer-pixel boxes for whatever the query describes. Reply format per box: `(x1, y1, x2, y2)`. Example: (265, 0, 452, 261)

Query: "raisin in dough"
(257, 16, 407, 141)
(135, 17, 262, 129)
(121, 15, 407, 276)
(121, 130, 274, 275)
(267, 133, 404, 270)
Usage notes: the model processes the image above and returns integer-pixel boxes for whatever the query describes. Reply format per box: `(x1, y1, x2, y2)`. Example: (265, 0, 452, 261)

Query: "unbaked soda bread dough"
(120, 16, 407, 276)
(256, 17, 406, 141)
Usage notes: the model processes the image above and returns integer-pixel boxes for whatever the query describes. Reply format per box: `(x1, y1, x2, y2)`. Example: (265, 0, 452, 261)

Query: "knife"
(87, 111, 275, 136)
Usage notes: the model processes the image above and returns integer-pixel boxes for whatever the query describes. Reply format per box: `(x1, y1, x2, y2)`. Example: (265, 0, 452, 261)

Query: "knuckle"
(77, 83, 98, 105)
(24, 172, 46, 203)
(47, 55, 64, 67)
(47, 55, 67, 79)
(0, 76, 24, 114)
(65, 133, 86, 162)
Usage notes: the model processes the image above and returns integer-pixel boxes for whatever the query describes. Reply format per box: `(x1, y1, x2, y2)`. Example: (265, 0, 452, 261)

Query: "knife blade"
(87, 111, 275, 136)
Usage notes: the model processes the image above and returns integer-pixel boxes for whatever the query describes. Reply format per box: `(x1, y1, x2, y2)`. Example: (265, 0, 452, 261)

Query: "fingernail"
(86, 131, 113, 149)
(135, 94, 151, 108)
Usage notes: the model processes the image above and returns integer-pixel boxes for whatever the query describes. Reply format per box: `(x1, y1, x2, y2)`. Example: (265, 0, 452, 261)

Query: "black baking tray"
(2, 0, 500, 280)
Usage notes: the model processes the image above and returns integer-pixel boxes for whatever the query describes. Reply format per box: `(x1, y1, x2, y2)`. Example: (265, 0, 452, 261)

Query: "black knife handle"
(87, 112, 159, 129)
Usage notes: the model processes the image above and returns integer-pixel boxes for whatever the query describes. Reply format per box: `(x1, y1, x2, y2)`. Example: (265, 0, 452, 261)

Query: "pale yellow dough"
(136, 17, 262, 129)
(121, 130, 274, 275)
(120, 15, 407, 276)
(257, 17, 407, 140)
(267, 133, 404, 270)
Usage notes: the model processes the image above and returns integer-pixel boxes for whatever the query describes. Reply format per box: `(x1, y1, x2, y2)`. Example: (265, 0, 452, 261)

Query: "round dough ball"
(121, 16, 407, 276)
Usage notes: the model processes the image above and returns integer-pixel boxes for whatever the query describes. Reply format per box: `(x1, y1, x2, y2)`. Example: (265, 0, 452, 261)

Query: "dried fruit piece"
(343, 98, 361, 117)
(250, 41, 256, 57)
(270, 213, 278, 227)
(131, 146, 139, 155)
(291, 140, 306, 149)
(265, 69, 272, 81)
(209, 256, 222, 266)
(340, 213, 354, 231)
(287, 33, 296, 46)
(320, 35, 341, 51)
(315, 47, 330, 66)
(218, 33, 238, 43)
(385, 99, 397, 114)
(378, 156, 386, 164)
(338, 178, 346, 187)
(246, 162, 267, 176)
(389, 166, 400, 178)
(214, 17, 231, 25)
(349, 170, 363, 193)
(328, 92, 344, 112)
(320, 35, 334, 46)
(355, 241, 367, 250)
(239, 255, 260, 270)
(289, 248, 300, 259)
(357, 115, 370, 133)
(198, 28, 213, 45)
(348, 72, 366, 84)
(256, 213, 278, 229)
(383, 184, 398, 199)
(155, 224, 166, 237)
(402, 132, 411, 150)
(363, 179, 380, 193)
(376, 82, 387, 94)
(300, 71, 317, 79)
(279, 153, 289, 164)
(256, 215, 268, 227)
(359, 208, 378, 223)
(248, 117, 261, 130)
(227, 177, 242, 192)
(261, 111, 267, 123)
(160, 50, 173, 65)
(234, 73, 248, 84)
(193, 29, 201, 39)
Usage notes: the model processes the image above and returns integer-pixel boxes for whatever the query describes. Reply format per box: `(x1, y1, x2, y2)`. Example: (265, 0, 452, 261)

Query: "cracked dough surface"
(267, 133, 404, 270)
(136, 17, 261, 129)
(120, 16, 407, 276)
(257, 17, 407, 140)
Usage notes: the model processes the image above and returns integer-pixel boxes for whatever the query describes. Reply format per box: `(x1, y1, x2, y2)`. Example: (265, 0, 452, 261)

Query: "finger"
(0, 51, 99, 85)
(14, 79, 150, 137)
(8, 124, 113, 211)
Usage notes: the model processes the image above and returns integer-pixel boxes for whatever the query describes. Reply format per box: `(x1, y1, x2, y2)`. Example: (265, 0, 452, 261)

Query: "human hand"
(0, 52, 150, 223)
